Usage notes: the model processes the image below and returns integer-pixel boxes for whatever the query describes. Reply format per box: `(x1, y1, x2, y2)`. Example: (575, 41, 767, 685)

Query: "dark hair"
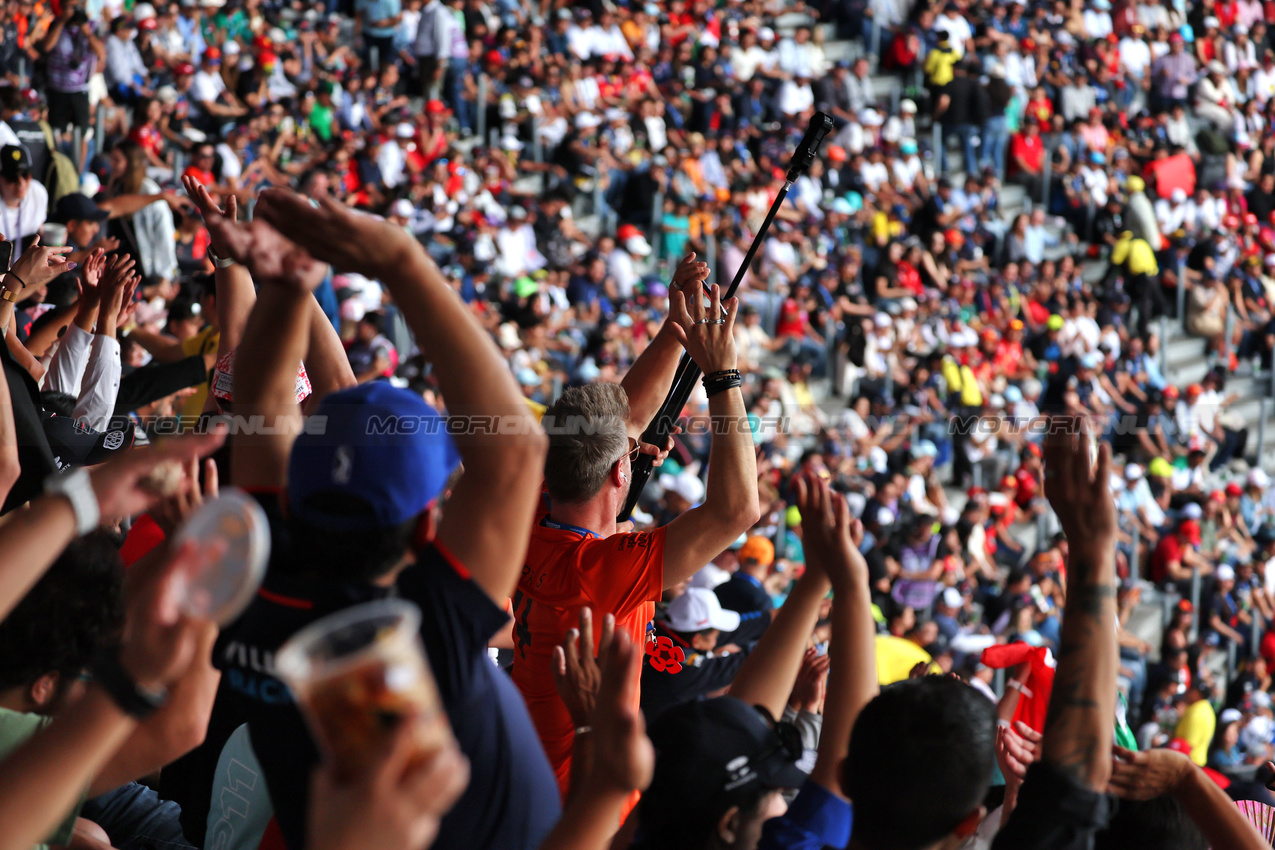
(287, 492, 420, 582)
(844, 677, 995, 850)
(1094, 796, 1206, 850)
(633, 782, 771, 850)
(40, 390, 77, 418)
(0, 534, 124, 693)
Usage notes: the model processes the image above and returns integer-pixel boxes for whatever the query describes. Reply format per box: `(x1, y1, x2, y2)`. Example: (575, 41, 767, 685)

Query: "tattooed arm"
(1039, 416, 1119, 792)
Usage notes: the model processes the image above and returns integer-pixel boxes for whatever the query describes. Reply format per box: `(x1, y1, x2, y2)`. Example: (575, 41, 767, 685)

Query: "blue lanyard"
(541, 516, 600, 539)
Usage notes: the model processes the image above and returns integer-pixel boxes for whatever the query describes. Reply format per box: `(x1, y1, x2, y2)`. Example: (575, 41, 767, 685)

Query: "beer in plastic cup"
(274, 599, 452, 778)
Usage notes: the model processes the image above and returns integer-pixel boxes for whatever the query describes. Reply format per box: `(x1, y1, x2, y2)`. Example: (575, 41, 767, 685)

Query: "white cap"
(395, 122, 415, 139)
(900, 98, 917, 113)
(1249, 469, 1271, 489)
(661, 587, 742, 633)
(133, 1, 156, 18)
(874, 312, 891, 328)
(942, 587, 963, 608)
(625, 235, 652, 256)
(575, 112, 601, 129)
(1171, 188, 1187, 203)
(1217, 564, 1236, 581)
(1220, 708, 1244, 725)
(156, 86, 179, 105)
(899, 297, 918, 311)
(501, 135, 524, 151)
(223, 40, 241, 55)
(876, 506, 896, 526)
(390, 199, 414, 218)
(912, 439, 938, 458)
(1125, 463, 1143, 480)
(1181, 503, 1203, 520)
(758, 26, 775, 41)
(661, 471, 705, 506)
(605, 107, 627, 122)
(689, 563, 732, 590)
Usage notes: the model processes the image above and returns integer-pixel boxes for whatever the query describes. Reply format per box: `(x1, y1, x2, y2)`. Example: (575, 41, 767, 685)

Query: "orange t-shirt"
(511, 497, 666, 806)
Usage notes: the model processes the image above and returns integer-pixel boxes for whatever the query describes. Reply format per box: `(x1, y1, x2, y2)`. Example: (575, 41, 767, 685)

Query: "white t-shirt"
(190, 69, 226, 111)
(1, 179, 49, 260)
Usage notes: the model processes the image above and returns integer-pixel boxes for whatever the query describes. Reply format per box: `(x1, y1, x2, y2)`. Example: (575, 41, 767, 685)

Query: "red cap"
(1179, 519, 1202, 546)
(1163, 385, 1180, 399)
(174, 62, 196, 75)
(1186, 383, 1202, 397)
(827, 144, 847, 163)
(1169, 32, 1185, 43)
(616, 223, 641, 241)
(1001, 475, 1017, 490)
(1025, 443, 1043, 458)
(138, 17, 157, 30)
(485, 49, 504, 65)
(966, 486, 987, 499)
(1179, 598, 1194, 612)
(204, 46, 222, 61)
(1211, 489, 1226, 503)
(1224, 214, 1240, 230)
(1226, 482, 1244, 497)
(1246, 212, 1260, 225)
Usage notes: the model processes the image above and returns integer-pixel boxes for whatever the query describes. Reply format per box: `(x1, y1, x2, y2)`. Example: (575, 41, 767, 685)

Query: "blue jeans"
(981, 115, 1008, 179)
(943, 123, 979, 176)
(444, 57, 471, 131)
(81, 783, 196, 850)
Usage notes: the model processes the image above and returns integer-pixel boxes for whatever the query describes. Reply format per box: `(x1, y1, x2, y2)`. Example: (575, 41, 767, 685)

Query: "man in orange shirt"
(513, 272, 760, 806)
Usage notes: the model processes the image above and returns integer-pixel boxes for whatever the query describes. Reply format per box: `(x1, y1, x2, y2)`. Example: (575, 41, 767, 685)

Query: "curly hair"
(0, 533, 124, 693)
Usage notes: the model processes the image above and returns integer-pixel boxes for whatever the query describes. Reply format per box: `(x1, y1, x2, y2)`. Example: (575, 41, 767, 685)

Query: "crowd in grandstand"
(3, 0, 1275, 848)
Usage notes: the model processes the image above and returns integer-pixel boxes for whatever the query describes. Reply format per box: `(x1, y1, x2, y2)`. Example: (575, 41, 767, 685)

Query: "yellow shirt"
(925, 47, 958, 87)
(179, 325, 220, 422)
(1174, 699, 1216, 766)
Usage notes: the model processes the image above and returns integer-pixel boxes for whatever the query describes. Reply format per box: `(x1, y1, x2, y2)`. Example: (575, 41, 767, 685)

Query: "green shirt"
(308, 103, 336, 142)
(0, 707, 84, 848)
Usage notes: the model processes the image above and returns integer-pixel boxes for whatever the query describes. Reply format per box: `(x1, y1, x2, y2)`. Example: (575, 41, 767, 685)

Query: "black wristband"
(705, 369, 741, 381)
(91, 648, 168, 719)
(5, 270, 27, 290)
(704, 377, 742, 397)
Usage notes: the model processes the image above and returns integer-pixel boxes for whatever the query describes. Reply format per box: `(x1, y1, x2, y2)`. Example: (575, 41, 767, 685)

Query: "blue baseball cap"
(287, 382, 460, 532)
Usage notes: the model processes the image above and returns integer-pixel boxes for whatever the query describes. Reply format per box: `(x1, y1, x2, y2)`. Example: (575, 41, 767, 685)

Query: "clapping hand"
(790, 648, 830, 714)
(552, 607, 616, 728)
(590, 632, 655, 795)
(253, 188, 415, 280)
(793, 471, 867, 590)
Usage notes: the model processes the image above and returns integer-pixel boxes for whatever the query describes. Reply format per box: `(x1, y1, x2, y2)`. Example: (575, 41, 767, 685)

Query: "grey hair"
(542, 383, 630, 504)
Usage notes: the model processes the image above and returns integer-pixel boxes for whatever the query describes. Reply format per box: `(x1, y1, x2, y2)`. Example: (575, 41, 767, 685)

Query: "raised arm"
(201, 213, 329, 490)
(184, 176, 256, 355)
(728, 477, 829, 721)
(253, 190, 547, 604)
(1110, 748, 1269, 850)
(618, 253, 704, 439)
(0, 540, 211, 850)
(1039, 416, 1119, 791)
(661, 281, 761, 588)
(797, 475, 879, 799)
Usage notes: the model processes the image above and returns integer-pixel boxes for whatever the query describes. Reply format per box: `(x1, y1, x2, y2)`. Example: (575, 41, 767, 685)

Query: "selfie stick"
(618, 112, 836, 522)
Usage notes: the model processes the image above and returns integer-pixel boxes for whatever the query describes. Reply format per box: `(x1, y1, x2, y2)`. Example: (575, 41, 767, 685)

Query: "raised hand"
(309, 717, 470, 850)
(793, 471, 867, 589)
(253, 188, 416, 280)
(551, 607, 616, 728)
(669, 252, 709, 294)
(589, 632, 654, 795)
(202, 208, 326, 293)
(151, 457, 219, 536)
(183, 174, 238, 256)
(1106, 746, 1193, 801)
(10, 236, 74, 289)
(1042, 415, 1115, 569)
(80, 247, 107, 296)
(117, 539, 215, 692)
(790, 648, 830, 714)
(667, 280, 738, 375)
(88, 426, 226, 524)
(996, 721, 1043, 784)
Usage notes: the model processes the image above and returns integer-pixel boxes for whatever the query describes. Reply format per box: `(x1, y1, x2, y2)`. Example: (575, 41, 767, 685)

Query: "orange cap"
(738, 535, 776, 567)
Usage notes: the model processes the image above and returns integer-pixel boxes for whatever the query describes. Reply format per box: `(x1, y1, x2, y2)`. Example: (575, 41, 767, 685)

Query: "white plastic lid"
(173, 488, 271, 625)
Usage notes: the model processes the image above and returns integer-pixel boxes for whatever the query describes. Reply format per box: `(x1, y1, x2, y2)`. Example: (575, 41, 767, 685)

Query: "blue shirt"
(357, 0, 402, 37)
(758, 780, 853, 850)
